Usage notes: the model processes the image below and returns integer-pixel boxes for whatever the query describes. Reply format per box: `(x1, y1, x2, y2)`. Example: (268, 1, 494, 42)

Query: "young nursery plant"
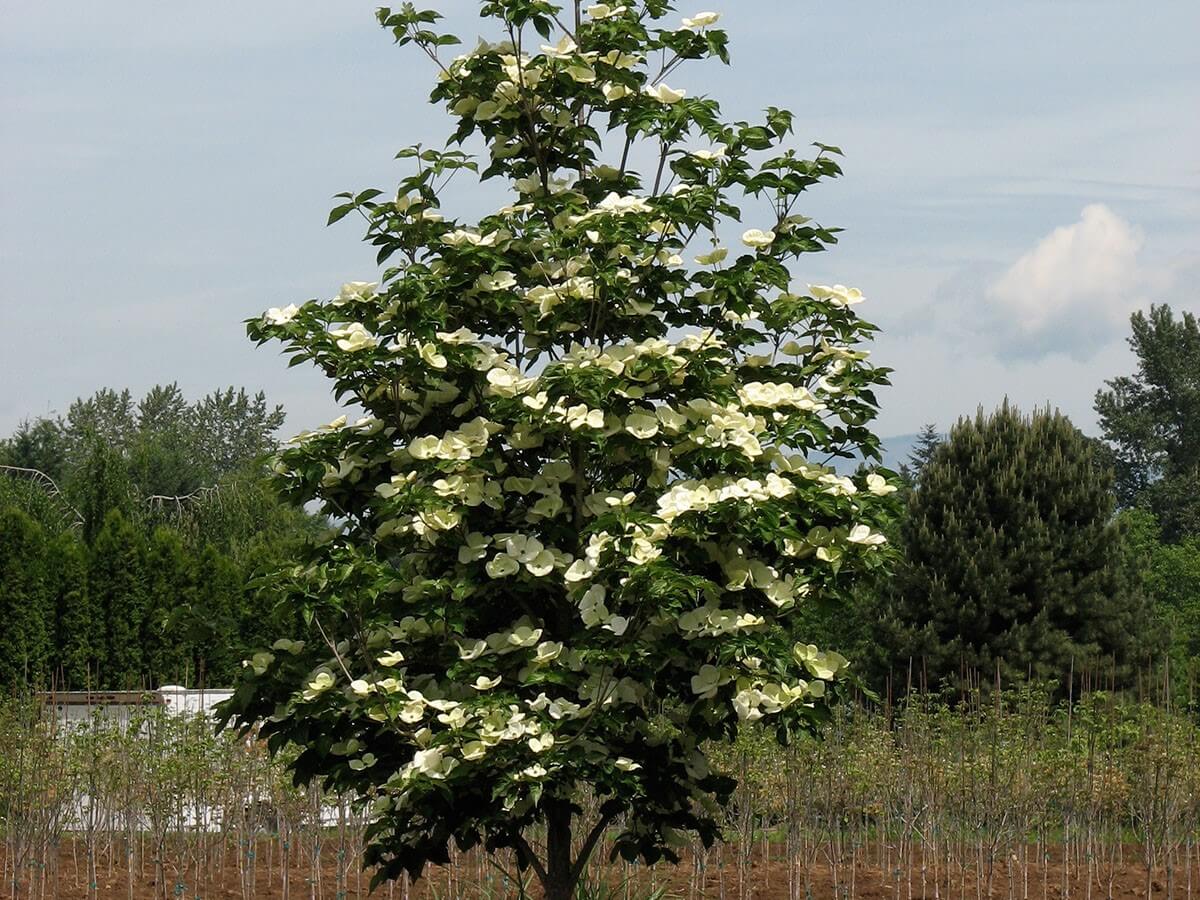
(225, 2, 895, 897)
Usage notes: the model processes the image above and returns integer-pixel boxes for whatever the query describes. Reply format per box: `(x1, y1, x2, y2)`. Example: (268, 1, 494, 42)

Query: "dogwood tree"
(225, 2, 895, 897)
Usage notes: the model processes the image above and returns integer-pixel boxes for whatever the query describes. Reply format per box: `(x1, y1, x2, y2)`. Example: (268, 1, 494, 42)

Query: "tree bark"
(543, 799, 575, 900)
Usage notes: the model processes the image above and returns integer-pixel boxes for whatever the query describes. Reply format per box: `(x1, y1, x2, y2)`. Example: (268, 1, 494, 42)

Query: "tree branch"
(513, 832, 548, 887)
(569, 812, 617, 887)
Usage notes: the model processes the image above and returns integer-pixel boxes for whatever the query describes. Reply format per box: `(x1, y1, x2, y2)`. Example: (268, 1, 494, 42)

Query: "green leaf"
(327, 203, 355, 226)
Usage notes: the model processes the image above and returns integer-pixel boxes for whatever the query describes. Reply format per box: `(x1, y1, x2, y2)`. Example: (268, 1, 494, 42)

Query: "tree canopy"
(0, 383, 306, 555)
(223, 3, 896, 897)
(0, 383, 314, 692)
(1095, 304, 1200, 541)
(886, 403, 1153, 689)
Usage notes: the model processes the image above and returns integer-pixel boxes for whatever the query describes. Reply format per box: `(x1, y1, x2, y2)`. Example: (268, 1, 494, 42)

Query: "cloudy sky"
(2, 1, 1198, 441)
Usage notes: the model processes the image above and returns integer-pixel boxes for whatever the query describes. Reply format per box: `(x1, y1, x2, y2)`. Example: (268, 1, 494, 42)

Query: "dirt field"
(4, 840, 1194, 899)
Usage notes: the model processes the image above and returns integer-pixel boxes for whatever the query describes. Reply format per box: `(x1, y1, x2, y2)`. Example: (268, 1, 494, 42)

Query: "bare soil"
(3, 840, 1193, 899)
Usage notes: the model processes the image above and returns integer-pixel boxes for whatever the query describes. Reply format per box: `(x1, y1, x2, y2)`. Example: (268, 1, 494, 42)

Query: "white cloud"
(985, 204, 1146, 344)
(916, 204, 1181, 361)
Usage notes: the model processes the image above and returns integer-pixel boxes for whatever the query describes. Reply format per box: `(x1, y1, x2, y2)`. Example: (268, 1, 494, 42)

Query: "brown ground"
(3, 840, 1193, 899)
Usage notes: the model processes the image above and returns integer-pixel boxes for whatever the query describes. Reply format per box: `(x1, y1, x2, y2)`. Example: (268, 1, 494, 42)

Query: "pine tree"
(90, 509, 148, 688)
(908, 423, 941, 476)
(50, 532, 98, 688)
(898, 422, 941, 491)
(0, 507, 53, 688)
(887, 402, 1153, 689)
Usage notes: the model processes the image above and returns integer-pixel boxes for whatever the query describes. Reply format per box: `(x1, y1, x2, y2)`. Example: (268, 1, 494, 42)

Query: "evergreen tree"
(143, 527, 194, 686)
(90, 509, 148, 688)
(908, 423, 941, 476)
(50, 532, 98, 688)
(886, 403, 1153, 689)
(0, 507, 53, 688)
(234, 542, 285, 656)
(898, 422, 941, 490)
(187, 545, 241, 686)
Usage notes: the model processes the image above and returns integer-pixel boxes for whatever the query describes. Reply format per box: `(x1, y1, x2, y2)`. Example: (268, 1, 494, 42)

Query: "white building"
(40, 686, 234, 730)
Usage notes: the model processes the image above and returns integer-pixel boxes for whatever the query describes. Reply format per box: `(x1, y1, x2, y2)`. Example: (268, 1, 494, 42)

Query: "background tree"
(1095, 304, 1200, 541)
(0, 381, 313, 691)
(899, 422, 941, 487)
(127, 383, 197, 498)
(50, 533, 98, 688)
(0, 417, 68, 482)
(886, 403, 1153, 689)
(0, 507, 53, 689)
(90, 510, 148, 688)
(190, 386, 287, 480)
(187, 545, 242, 685)
(2, 380, 307, 551)
(0, 466, 80, 537)
(75, 439, 136, 544)
(143, 527, 195, 686)
(224, 4, 894, 898)
(1119, 508, 1200, 687)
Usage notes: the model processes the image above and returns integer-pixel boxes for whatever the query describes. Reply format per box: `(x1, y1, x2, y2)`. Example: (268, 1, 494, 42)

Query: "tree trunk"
(543, 800, 575, 900)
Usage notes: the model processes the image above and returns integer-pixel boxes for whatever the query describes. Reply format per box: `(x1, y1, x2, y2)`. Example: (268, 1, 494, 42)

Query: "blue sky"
(2, 1, 1198, 440)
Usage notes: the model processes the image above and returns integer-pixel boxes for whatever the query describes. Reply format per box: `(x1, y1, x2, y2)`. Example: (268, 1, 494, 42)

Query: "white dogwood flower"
(694, 248, 728, 265)
(486, 555, 520, 578)
(602, 82, 632, 101)
(264, 304, 300, 325)
(682, 11, 721, 29)
(809, 284, 865, 307)
(333, 281, 378, 305)
(587, 3, 627, 19)
(330, 322, 377, 352)
(847, 524, 887, 547)
(645, 83, 686, 104)
(410, 748, 457, 780)
(540, 36, 578, 59)
(741, 228, 776, 249)
(302, 671, 335, 701)
(624, 411, 660, 439)
(866, 473, 898, 496)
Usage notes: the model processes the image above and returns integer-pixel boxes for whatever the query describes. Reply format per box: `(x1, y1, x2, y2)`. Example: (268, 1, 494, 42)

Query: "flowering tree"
(225, 2, 895, 897)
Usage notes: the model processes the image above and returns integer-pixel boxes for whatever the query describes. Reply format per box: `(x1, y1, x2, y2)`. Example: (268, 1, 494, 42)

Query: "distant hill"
(879, 433, 924, 471)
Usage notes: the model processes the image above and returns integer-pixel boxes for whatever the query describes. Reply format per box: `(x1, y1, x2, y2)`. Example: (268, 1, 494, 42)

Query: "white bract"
(682, 11, 722, 29)
(264, 304, 300, 325)
(587, 4, 627, 19)
(809, 283, 865, 307)
(329, 322, 377, 352)
(867, 473, 898, 496)
(645, 83, 686, 104)
(742, 228, 776, 249)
